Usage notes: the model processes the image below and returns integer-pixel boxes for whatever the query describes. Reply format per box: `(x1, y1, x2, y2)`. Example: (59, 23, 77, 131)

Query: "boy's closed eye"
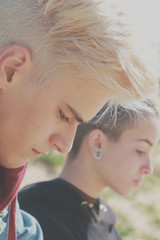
(59, 110, 70, 123)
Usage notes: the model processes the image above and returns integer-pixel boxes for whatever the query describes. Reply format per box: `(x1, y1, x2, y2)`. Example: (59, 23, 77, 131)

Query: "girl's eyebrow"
(137, 139, 152, 147)
(66, 104, 85, 123)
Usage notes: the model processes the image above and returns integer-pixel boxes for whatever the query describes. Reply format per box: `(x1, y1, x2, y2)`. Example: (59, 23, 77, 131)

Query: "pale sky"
(120, 0, 160, 41)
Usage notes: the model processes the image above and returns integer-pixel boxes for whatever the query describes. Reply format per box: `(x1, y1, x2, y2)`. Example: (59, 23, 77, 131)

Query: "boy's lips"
(32, 148, 44, 157)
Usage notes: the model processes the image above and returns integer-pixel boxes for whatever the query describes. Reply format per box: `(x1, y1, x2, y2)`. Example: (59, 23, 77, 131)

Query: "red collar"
(0, 161, 28, 240)
(0, 161, 28, 212)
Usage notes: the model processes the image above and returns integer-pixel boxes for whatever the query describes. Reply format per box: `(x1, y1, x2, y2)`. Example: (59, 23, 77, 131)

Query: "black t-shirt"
(18, 178, 121, 240)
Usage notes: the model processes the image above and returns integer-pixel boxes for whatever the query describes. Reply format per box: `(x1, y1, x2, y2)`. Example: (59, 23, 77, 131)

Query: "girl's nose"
(140, 158, 153, 175)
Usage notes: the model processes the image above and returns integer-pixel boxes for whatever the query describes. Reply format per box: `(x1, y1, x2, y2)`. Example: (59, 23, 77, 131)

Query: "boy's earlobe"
(0, 45, 32, 87)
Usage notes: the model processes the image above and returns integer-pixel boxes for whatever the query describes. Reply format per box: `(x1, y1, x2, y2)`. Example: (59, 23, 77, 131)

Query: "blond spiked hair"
(0, 0, 159, 107)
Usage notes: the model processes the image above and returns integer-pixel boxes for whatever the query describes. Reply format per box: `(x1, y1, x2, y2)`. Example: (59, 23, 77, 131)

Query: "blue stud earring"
(94, 149, 103, 160)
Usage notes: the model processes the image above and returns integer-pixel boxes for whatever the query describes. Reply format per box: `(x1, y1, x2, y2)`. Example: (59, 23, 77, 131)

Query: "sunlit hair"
(0, 0, 159, 107)
(67, 99, 160, 160)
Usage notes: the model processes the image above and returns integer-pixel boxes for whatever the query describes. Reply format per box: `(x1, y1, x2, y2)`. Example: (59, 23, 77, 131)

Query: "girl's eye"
(136, 150, 145, 156)
(59, 110, 69, 122)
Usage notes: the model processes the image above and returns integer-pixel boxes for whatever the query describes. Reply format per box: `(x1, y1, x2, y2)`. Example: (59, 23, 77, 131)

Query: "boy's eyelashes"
(59, 109, 70, 122)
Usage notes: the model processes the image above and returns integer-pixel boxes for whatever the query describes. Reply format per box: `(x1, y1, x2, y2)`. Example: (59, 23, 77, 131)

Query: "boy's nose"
(49, 125, 78, 153)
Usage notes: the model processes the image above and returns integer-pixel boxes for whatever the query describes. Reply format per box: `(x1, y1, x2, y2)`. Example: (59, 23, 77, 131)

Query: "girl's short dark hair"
(67, 101, 159, 160)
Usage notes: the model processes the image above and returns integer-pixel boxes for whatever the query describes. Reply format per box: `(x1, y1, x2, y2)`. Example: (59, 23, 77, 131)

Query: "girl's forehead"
(120, 116, 160, 146)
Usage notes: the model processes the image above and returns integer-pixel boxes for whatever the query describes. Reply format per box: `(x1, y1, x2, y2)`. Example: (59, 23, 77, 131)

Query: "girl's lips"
(133, 179, 142, 186)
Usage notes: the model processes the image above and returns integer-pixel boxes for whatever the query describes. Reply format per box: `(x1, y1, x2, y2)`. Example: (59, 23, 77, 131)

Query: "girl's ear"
(87, 129, 106, 157)
(0, 45, 33, 89)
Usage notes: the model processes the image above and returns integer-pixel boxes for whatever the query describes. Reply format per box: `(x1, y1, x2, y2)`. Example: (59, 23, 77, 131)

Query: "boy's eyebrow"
(66, 104, 85, 123)
(137, 139, 153, 147)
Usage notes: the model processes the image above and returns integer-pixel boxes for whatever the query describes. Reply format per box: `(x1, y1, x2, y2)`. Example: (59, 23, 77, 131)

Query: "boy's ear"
(87, 129, 105, 153)
(0, 45, 33, 89)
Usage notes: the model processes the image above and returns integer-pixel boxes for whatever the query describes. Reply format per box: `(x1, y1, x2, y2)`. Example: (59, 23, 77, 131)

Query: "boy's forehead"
(47, 77, 109, 122)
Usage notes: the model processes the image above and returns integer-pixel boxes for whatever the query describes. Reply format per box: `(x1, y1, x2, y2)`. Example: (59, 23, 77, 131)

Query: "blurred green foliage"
(32, 151, 66, 168)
